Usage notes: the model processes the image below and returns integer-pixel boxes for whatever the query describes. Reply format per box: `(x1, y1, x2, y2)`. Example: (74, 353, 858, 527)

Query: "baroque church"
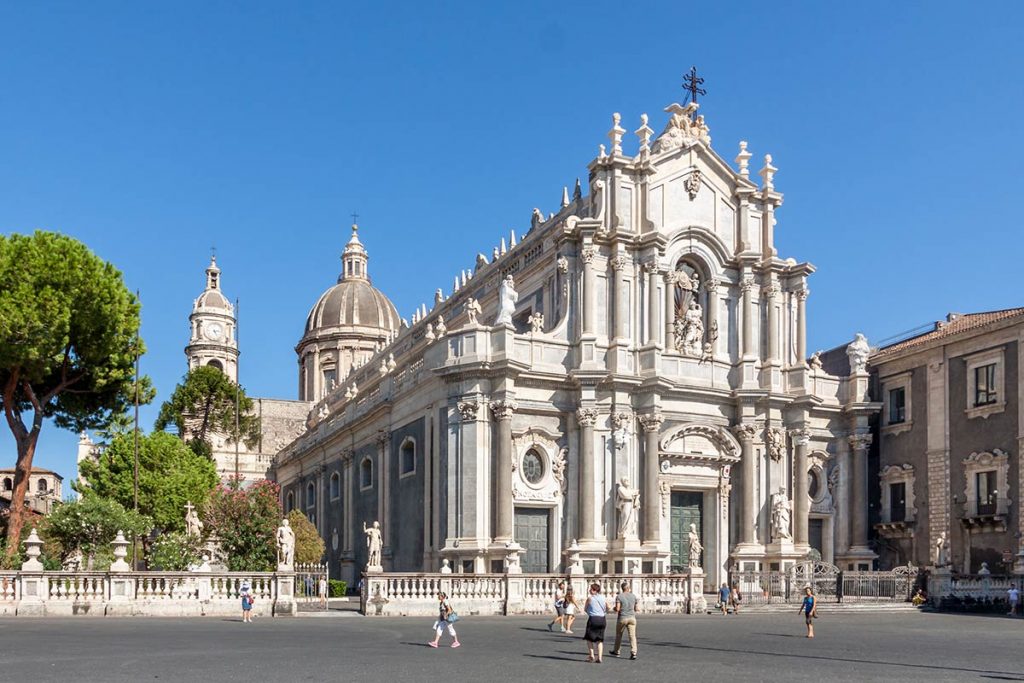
(269, 95, 881, 589)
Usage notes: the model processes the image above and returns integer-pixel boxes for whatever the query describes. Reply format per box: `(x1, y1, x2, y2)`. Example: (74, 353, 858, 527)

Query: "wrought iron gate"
(729, 563, 917, 605)
(295, 562, 329, 612)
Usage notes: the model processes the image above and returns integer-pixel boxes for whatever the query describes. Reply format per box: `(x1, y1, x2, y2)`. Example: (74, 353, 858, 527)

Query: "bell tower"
(185, 255, 239, 381)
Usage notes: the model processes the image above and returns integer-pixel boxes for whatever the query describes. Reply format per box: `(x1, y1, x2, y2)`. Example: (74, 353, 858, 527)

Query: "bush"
(287, 510, 325, 565)
(329, 579, 347, 597)
(147, 531, 204, 570)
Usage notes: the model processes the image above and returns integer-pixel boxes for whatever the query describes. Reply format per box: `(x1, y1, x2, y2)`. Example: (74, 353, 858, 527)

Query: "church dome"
(304, 278, 400, 335)
(193, 257, 233, 311)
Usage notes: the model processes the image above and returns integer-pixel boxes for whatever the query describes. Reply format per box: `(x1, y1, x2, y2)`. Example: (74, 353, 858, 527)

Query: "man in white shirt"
(1008, 586, 1019, 616)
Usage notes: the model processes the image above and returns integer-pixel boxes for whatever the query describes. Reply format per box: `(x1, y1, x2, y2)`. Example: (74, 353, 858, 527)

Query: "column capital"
(375, 430, 391, 448)
(576, 407, 599, 427)
(642, 259, 661, 275)
(704, 278, 720, 293)
(740, 278, 755, 293)
(610, 254, 630, 272)
(848, 433, 873, 450)
(457, 400, 480, 422)
(789, 428, 812, 447)
(639, 411, 665, 432)
(796, 288, 809, 301)
(663, 270, 680, 286)
(580, 247, 597, 265)
(490, 400, 518, 421)
(732, 422, 758, 442)
(761, 283, 780, 298)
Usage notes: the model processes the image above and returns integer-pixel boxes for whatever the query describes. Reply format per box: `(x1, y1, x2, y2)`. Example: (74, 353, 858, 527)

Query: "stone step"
(706, 602, 918, 614)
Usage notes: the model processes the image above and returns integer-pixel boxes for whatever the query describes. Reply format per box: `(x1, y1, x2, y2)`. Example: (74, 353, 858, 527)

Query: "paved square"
(1, 611, 1021, 682)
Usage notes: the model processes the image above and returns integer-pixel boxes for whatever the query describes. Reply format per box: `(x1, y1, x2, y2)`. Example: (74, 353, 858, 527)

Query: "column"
(705, 279, 719, 357)
(377, 432, 390, 563)
(612, 254, 629, 341)
(664, 271, 677, 349)
(741, 278, 755, 359)
(791, 429, 810, 546)
(765, 282, 779, 362)
(796, 289, 808, 365)
(581, 247, 596, 336)
(733, 424, 758, 545)
(576, 407, 598, 541)
(646, 262, 660, 346)
(849, 434, 873, 549)
(491, 400, 517, 542)
(640, 412, 664, 544)
(312, 347, 321, 399)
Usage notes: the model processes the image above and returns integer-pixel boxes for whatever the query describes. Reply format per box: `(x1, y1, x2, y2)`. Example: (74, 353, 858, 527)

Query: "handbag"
(447, 611, 460, 623)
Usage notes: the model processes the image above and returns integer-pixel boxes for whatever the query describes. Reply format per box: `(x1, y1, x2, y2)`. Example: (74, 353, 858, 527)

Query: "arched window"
(286, 491, 295, 513)
(37, 478, 48, 493)
(400, 438, 416, 476)
(207, 359, 224, 372)
(672, 258, 711, 355)
(2, 477, 11, 491)
(330, 472, 340, 500)
(360, 457, 373, 490)
(306, 481, 316, 509)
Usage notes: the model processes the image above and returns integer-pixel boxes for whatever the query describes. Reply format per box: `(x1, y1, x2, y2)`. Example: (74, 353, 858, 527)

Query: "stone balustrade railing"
(361, 572, 700, 617)
(0, 569, 296, 617)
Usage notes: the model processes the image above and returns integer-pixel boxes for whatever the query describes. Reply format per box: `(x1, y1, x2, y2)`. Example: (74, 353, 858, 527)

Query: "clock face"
(205, 323, 224, 341)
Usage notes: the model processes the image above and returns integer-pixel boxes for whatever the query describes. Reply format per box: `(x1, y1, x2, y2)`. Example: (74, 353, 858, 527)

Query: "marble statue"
(678, 300, 704, 356)
(495, 275, 518, 326)
(771, 490, 793, 542)
(933, 531, 949, 567)
(276, 518, 295, 568)
(363, 520, 383, 569)
(616, 478, 640, 540)
(528, 311, 544, 334)
(435, 315, 447, 337)
(184, 501, 203, 539)
(465, 297, 482, 325)
(846, 333, 870, 374)
(687, 523, 703, 568)
(809, 350, 823, 370)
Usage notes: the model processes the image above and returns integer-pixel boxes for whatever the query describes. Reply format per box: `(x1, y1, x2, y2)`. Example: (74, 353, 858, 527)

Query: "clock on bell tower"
(185, 255, 239, 382)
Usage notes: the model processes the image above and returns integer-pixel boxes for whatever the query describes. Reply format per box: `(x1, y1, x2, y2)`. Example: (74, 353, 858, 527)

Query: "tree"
(154, 366, 261, 458)
(205, 478, 281, 571)
(77, 430, 218, 534)
(147, 531, 204, 571)
(43, 496, 152, 570)
(287, 509, 325, 565)
(0, 231, 150, 556)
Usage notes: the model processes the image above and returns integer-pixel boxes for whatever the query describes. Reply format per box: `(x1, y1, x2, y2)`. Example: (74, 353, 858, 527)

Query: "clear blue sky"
(2, 1, 1022, 483)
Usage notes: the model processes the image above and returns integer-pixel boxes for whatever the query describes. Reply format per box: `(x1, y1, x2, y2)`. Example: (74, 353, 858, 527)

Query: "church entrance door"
(670, 492, 703, 572)
(514, 507, 550, 573)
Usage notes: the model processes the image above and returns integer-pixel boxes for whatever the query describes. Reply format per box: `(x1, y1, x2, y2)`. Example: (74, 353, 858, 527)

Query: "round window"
(808, 469, 820, 499)
(522, 450, 544, 484)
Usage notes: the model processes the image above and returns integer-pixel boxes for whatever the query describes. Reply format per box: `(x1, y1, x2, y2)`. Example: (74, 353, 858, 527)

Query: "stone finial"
(492, 246, 500, 261)
(608, 112, 626, 156)
(510, 229, 517, 247)
(500, 237, 507, 255)
(561, 186, 570, 208)
(736, 140, 751, 177)
(453, 275, 460, 292)
(759, 154, 777, 191)
(461, 270, 468, 287)
(21, 527, 44, 571)
(440, 558, 453, 574)
(598, 144, 607, 160)
(636, 113, 654, 152)
(573, 178, 582, 202)
(110, 530, 131, 572)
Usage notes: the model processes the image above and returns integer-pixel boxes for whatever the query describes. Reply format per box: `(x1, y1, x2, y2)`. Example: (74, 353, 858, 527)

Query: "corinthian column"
(796, 289, 808, 365)
(639, 412, 664, 544)
(576, 407, 598, 541)
(664, 271, 678, 349)
(741, 278, 755, 360)
(645, 261, 661, 346)
(612, 255, 630, 341)
(790, 428, 811, 546)
(705, 279, 719, 357)
(733, 423, 759, 545)
(849, 433, 873, 550)
(764, 282, 780, 363)
(490, 400, 518, 543)
(581, 247, 596, 336)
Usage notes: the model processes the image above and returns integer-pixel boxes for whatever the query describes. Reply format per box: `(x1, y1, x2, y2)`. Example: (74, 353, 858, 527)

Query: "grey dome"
(304, 279, 400, 336)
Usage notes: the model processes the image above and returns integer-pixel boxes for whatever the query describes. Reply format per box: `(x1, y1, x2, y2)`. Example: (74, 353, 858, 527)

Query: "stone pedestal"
(503, 543, 523, 574)
(686, 568, 707, 614)
(730, 543, 766, 571)
(564, 540, 584, 575)
(764, 541, 807, 572)
(16, 574, 47, 616)
(609, 537, 654, 575)
(273, 571, 297, 616)
(929, 567, 953, 608)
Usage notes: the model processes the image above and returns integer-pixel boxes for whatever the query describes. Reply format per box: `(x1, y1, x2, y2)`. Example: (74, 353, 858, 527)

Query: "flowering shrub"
(205, 477, 281, 572)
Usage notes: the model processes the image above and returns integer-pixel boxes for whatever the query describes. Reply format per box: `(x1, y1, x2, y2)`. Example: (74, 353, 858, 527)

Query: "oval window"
(522, 450, 544, 484)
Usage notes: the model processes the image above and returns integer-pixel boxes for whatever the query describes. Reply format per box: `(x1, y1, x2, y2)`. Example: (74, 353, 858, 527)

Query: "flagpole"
(132, 289, 141, 569)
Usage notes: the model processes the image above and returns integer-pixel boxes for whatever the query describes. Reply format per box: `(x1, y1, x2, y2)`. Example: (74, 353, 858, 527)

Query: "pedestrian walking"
(798, 585, 817, 638)
(609, 581, 638, 660)
(240, 581, 254, 623)
(729, 583, 742, 614)
(1008, 586, 1019, 616)
(718, 583, 730, 615)
(319, 576, 328, 609)
(563, 586, 580, 634)
(548, 580, 566, 632)
(582, 583, 608, 663)
(428, 591, 461, 649)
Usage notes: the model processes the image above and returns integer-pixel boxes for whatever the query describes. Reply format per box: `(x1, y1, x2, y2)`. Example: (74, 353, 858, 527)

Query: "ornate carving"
(556, 255, 569, 274)
(761, 283, 780, 299)
(457, 401, 479, 422)
(663, 270, 679, 286)
(528, 311, 544, 334)
(638, 412, 664, 433)
(642, 259, 660, 275)
(465, 297, 482, 325)
(576, 407, 598, 427)
(661, 424, 741, 461)
(580, 247, 597, 265)
(848, 433, 873, 451)
(809, 351, 823, 370)
(610, 255, 629, 272)
(651, 102, 711, 154)
(375, 431, 391, 448)
(704, 278, 719, 293)
(796, 288, 809, 302)
(660, 480, 671, 517)
(611, 411, 632, 451)
(764, 427, 785, 462)
(789, 428, 811, 448)
(675, 299, 704, 357)
(731, 423, 758, 442)
(490, 400, 518, 421)
(684, 169, 702, 200)
(552, 447, 567, 490)
(740, 278, 755, 294)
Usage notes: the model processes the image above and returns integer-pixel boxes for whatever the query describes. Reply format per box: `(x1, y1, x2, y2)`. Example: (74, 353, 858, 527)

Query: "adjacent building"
(0, 467, 63, 515)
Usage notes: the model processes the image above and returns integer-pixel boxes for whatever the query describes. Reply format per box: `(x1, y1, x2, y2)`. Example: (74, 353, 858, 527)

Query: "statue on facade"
(184, 501, 203, 539)
(687, 523, 703, 568)
(528, 311, 544, 334)
(677, 299, 705, 356)
(276, 518, 295, 569)
(933, 531, 949, 567)
(435, 315, 447, 337)
(363, 520, 383, 569)
(771, 490, 793, 542)
(846, 333, 871, 374)
(809, 350, 823, 370)
(465, 297, 482, 325)
(615, 478, 640, 540)
(495, 275, 518, 326)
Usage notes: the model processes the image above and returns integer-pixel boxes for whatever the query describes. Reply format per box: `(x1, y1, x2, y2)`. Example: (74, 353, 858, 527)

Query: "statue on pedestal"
(184, 501, 203, 539)
(363, 520, 383, 569)
(276, 519, 295, 569)
(465, 297, 482, 325)
(933, 531, 950, 567)
(615, 478, 640, 540)
(676, 300, 705, 356)
(846, 333, 871, 374)
(687, 523, 703, 569)
(495, 275, 518, 326)
(771, 490, 793, 542)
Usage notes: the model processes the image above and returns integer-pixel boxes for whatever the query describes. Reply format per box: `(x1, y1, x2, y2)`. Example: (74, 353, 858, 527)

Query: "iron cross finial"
(682, 66, 706, 106)
(351, 211, 360, 225)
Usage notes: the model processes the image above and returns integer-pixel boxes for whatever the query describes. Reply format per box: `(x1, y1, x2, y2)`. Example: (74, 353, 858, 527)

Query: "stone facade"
(274, 94, 879, 587)
(869, 308, 1024, 573)
(0, 467, 63, 515)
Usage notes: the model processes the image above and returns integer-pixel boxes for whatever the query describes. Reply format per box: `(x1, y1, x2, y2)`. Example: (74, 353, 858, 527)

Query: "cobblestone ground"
(2, 611, 1021, 682)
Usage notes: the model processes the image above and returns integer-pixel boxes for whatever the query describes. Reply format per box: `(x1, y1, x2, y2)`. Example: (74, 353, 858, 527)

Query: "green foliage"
(329, 579, 348, 597)
(205, 478, 281, 572)
(154, 366, 261, 457)
(76, 430, 218, 533)
(147, 531, 204, 571)
(0, 230, 151, 550)
(287, 509, 325, 565)
(44, 496, 152, 569)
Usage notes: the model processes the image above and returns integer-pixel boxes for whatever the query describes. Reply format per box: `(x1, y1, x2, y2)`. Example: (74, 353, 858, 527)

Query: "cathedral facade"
(273, 96, 878, 587)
